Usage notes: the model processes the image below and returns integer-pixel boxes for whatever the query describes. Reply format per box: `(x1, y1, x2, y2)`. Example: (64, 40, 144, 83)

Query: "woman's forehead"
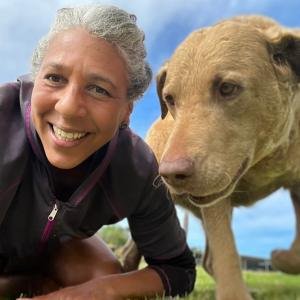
(40, 28, 129, 87)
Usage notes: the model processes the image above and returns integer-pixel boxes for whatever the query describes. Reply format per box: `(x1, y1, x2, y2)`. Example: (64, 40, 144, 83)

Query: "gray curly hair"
(31, 5, 152, 101)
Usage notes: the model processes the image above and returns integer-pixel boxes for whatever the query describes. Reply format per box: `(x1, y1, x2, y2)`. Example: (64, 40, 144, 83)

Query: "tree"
(98, 225, 129, 251)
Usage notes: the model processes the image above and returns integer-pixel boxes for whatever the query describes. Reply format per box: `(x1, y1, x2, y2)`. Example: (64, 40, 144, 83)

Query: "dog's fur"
(142, 15, 300, 300)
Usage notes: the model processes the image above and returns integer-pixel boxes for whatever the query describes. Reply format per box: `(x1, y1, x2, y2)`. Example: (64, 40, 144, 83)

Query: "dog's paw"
(216, 285, 253, 300)
(216, 292, 253, 300)
(271, 248, 300, 274)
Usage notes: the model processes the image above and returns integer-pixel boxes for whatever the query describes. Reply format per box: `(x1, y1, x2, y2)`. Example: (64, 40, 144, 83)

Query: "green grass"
(130, 267, 300, 299)
(170, 267, 300, 300)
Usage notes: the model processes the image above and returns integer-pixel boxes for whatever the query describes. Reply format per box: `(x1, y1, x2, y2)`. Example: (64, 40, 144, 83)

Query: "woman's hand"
(17, 277, 121, 300)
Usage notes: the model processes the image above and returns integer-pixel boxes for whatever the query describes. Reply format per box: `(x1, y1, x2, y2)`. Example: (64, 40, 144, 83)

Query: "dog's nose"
(159, 158, 194, 182)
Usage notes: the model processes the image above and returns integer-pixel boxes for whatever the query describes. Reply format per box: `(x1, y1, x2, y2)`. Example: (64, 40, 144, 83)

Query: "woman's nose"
(54, 86, 87, 118)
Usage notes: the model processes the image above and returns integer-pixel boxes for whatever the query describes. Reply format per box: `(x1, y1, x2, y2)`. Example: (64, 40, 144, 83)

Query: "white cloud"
(233, 189, 294, 232)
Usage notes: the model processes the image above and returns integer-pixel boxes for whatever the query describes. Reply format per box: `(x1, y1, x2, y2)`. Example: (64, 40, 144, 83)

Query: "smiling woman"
(0, 4, 195, 300)
(31, 28, 131, 169)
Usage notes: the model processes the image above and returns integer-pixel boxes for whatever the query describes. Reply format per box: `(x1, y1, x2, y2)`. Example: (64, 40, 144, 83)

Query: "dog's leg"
(119, 238, 142, 272)
(203, 204, 234, 277)
(201, 199, 252, 300)
(271, 188, 300, 274)
(202, 239, 214, 276)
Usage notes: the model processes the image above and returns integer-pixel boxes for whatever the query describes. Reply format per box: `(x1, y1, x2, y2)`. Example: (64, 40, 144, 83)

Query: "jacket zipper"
(38, 202, 59, 253)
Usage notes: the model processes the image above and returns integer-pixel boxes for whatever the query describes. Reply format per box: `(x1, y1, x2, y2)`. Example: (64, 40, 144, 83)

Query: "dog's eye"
(164, 94, 175, 106)
(273, 53, 286, 65)
(219, 82, 239, 98)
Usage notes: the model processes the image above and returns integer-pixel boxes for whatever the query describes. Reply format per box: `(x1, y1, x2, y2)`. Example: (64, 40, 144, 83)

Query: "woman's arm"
(18, 267, 164, 300)
(95, 267, 165, 299)
(18, 246, 195, 300)
(99, 244, 197, 299)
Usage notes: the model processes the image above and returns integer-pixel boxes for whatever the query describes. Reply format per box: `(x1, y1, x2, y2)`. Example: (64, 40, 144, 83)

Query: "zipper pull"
(48, 203, 58, 221)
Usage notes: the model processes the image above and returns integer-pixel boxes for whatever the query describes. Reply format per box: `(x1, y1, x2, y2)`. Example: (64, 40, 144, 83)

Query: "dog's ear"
(156, 62, 169, 119)
(270, 32, 300, 80)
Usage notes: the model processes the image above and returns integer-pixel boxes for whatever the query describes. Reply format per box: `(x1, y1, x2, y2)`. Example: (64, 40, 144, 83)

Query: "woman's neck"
(49, 155, 95, 201)
(48, 143, 108, 201)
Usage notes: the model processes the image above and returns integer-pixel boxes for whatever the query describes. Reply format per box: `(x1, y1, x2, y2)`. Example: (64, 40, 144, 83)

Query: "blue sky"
(1, 0, 299, 258)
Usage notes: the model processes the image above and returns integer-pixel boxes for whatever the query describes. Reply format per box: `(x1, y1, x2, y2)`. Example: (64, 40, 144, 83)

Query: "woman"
(0, 5, 196, 299)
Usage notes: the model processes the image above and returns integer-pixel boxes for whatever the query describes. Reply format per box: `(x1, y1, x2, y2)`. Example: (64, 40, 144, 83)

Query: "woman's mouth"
(52, 124, 88, 141)
(49, 123, 90, 147)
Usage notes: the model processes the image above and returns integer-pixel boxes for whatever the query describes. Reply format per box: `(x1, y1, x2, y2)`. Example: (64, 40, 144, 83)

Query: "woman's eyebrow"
(44, 62, 65, 71)
(42, 63, 117, 89)
(87, 73, 117, 90)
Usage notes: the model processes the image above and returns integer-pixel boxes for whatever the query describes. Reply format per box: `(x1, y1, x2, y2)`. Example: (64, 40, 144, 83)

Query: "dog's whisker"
(232, 190, 248, 194)
(223, 171, 232, 186)
(152, 174, 163, 188)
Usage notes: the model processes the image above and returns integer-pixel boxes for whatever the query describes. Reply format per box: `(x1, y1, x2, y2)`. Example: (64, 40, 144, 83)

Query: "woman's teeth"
(52, 125, 87, 141)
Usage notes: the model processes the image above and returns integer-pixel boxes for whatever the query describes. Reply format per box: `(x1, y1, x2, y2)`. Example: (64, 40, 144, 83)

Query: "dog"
(123, 15, 300, 300)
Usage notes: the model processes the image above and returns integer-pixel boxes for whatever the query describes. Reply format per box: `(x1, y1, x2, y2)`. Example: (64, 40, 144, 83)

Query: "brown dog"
(140, 15, 300, 300)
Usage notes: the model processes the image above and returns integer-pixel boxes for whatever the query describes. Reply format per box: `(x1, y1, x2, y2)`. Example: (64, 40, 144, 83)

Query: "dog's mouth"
(186, 158, 249, 207)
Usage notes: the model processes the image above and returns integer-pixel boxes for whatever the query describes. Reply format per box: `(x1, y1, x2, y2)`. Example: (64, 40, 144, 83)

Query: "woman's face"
(31, 28, 132, 169)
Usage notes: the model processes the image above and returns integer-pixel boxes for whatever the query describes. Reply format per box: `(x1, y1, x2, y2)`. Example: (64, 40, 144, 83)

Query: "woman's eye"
(45, 74, 66, 84)
(46, 74, 62, 82)
(88, 85, 111, 97)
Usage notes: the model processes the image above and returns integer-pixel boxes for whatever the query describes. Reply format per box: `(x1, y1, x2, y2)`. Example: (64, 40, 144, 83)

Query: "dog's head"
(156, 16, 300, 207)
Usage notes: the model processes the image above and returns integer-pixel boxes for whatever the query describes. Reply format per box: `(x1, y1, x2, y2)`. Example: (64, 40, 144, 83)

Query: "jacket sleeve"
(0, 81, 29, 226)
(127, 177, 187, 260)
(110, 129, 196, 296)
(127, 165, 196, 297)
(128, 182, 196, 296)
(146, 245, 196, 297)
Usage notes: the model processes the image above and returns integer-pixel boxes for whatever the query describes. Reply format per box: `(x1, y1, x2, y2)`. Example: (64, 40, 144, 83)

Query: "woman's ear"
(156, 62, 169, 119)
(122, 101, 133, 126)
(270, 31, 300, 80)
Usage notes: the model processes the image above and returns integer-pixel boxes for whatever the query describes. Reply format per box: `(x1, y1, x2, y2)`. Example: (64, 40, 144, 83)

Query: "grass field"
(172, 267, 300, 300)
